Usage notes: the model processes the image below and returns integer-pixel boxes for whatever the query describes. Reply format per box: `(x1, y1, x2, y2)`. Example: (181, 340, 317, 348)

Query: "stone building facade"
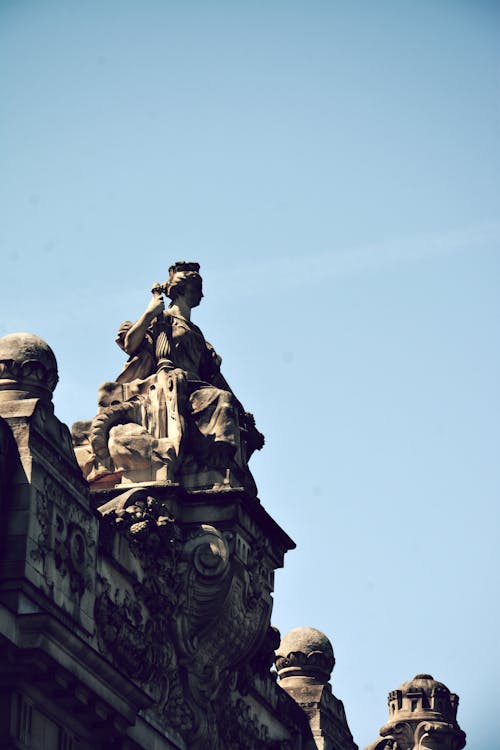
(0, 263, 466, 749)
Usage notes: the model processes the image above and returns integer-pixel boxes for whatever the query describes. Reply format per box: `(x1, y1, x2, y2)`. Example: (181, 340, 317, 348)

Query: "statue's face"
(183, 277, 203, 308)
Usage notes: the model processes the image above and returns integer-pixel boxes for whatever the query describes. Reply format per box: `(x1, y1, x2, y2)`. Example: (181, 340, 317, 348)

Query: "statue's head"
(164, 261, 203, 307)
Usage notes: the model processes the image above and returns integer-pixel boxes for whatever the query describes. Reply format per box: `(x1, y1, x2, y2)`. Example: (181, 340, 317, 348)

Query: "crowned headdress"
(163, 261, 202, 299)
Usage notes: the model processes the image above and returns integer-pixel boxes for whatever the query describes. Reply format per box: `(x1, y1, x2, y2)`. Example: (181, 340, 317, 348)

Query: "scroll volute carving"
(380, 722, 414, 750)
(96, 489, 281, 749)
(173, 524, 274, 683)
(176, 525, 242, 674)
(98, 495, 272, 674)
(176, 524, 232, 647)
(379, 720, 466, 750)
(414, 720, 466, 750)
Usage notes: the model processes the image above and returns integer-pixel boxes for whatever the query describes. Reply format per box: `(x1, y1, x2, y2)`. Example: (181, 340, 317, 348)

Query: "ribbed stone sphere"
(0, 332, 59, 399)
(275, 626, 335, 683)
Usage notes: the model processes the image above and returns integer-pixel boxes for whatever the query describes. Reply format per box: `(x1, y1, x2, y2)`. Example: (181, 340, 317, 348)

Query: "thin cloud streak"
(211, 222, 500, 295)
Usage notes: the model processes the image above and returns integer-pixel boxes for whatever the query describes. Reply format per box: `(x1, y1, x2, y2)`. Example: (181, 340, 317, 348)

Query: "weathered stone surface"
(0, 286, 468, 750)
(365, 674, 466, 750)
(0, 333, 97, 630)
(276, 627, 358, 750)
(74, 261, 264, 496)
(276, 626, 336, 682)
(0, 332, 58, 402)
(92, 481, 297, 748)
(0, 329, 310, 749)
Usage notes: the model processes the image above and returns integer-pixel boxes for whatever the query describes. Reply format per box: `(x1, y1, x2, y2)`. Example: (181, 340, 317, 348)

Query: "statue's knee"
(218, 390, 234, 406)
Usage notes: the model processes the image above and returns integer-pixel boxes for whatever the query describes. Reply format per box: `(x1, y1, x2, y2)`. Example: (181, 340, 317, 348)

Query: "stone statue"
(81, 262, 263, 493)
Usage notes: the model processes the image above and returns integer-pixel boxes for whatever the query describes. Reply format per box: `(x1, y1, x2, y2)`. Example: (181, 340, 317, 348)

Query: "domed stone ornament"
(0, 332, 59, 402)
(275, 626, 357, 750)
(275, 626, 335, 684)
(365, 674, 466, 750)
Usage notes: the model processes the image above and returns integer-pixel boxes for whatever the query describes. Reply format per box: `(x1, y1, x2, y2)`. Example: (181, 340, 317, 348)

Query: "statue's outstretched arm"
(124, 295, 164, 355)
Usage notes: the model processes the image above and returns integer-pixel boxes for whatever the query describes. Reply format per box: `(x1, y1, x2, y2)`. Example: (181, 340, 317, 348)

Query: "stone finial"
(275, 626, 335, 685)
(386, 674, 460, 725)
(0, 333, 59, 402)
(366, 674, 466, 750)
(275, 627, 357, 750)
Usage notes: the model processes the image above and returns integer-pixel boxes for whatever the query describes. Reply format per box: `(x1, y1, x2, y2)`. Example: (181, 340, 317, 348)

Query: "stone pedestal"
(92, 481, 298, 748)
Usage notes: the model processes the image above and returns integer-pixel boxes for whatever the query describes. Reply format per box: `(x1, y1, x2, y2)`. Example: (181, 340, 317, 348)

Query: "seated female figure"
(115, 262, 258, 475)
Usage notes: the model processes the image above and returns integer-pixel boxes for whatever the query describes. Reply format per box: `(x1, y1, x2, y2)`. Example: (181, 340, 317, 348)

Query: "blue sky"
(1, 1, 499, 747)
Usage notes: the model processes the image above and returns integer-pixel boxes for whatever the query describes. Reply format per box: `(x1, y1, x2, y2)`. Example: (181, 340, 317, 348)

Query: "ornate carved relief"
(30, 474, 96, 600)
(216, 689, 293, 750)
(369, 675, 467, 750)
(377, 720, 466, 750)
(94, 578, 174, 706)
(245, 537, 272, 610)
(31, 487, 51, 567)
(95, 491, 183, 706)
(54, 520, 93, 596)
(380, 721, 415, 750)
(237, 625, 281, 688)
(31, 430, 90, 495)
(94, 488, 280, 748)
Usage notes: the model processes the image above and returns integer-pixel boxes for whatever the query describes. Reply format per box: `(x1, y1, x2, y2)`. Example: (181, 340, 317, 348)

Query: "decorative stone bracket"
(94, 485, 289, 747)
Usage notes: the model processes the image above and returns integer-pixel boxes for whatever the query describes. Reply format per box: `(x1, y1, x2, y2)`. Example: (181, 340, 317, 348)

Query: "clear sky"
(1, 1, 499, 747)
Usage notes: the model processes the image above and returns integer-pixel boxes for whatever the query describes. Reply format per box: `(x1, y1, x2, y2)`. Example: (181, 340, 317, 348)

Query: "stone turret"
(365, 674, 466, 750)
(275, 626, 357, 750)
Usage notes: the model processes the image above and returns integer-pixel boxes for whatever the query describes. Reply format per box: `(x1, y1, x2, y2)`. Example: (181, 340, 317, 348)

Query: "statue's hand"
(146, 294, 165, 318)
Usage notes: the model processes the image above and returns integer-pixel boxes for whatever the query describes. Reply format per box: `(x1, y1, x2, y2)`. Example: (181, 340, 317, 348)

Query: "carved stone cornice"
(93, 484, 295, 748)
